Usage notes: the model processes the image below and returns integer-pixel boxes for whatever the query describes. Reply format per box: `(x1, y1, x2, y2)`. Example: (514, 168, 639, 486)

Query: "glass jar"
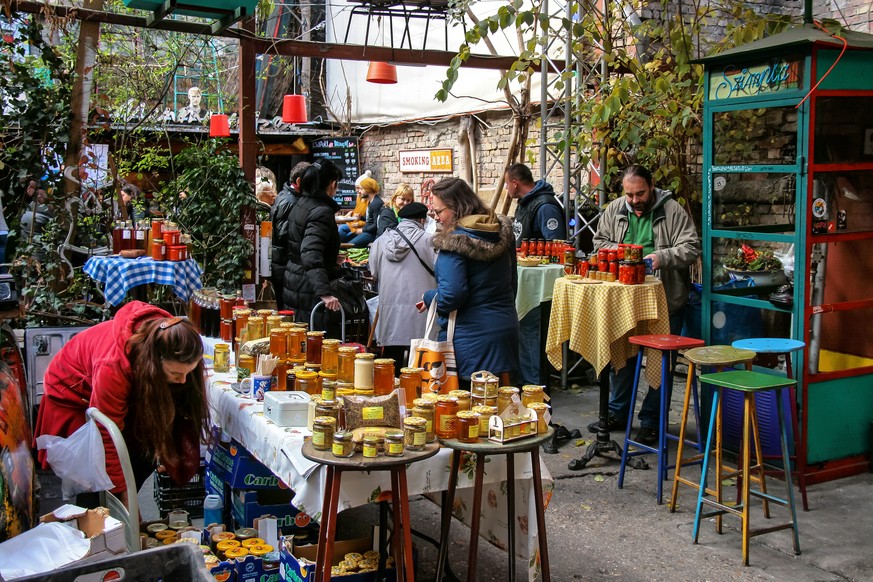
(305, 331, 325, 365)
(411, 398, 436, 443)
(403, 416, 427, 451)
(472, 404, 497, 435)
(246, 318, 265, 342)
(362, 435, 380, 458)
(337, 347, 357, 383)
(332, 431, 354, 458)
(311, 416, 336, 451)
(448, 390, 472, 411)
(315, 400, 339, 425)
(321, 339, 341, 375)
(321, 379, 336, 401)
(214, 343, 230, 374)
(497, 387, 520, 415)
(274, 360, 288, 391)
(295, 370, 319, 395)
(336, 381, 355, 398)
(385, 429, 404, 457)
(399, 367, 422, 404)
(373, 358, 395, 396)
(521, 385, 545, 408)
(354, 353, 375, 391)
(456, 410, 481, 443)
(434, 395, 459, 439)
(527, 402, 549, 434)
(237, 354, 255, 382)
(265, 315, 283, 335)
(287, 327, 307, 362)
(269, 329, 288, 358)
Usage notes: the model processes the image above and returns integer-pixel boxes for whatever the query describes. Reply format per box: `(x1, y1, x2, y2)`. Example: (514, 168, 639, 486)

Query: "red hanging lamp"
(282, 95, 308, 124)
(366, 62, 397, 84)
(209, 114, 230, 138)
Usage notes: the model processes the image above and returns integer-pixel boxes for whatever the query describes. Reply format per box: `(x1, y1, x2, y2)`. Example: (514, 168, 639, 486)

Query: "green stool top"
(699, 370, 796, 392)
(684, 345, 756, 367)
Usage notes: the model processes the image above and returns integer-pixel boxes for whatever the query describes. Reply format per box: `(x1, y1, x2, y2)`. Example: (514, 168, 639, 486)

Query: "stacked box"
(153, 462, 206, 518)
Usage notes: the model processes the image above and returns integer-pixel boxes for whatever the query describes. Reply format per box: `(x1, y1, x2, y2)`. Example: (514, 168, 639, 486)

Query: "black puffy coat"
(269, 184, 299, 282)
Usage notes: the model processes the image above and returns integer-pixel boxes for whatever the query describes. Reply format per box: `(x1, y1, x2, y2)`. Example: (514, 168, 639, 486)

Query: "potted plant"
(722, 244, 786, 287)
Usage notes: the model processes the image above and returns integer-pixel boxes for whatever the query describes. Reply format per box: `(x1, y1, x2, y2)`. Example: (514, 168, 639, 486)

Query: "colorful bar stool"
(731, 338, 809, 511)
(693, 370, 801, 566)
(617, 334, 705, 504)
(669, 345, 756, 516)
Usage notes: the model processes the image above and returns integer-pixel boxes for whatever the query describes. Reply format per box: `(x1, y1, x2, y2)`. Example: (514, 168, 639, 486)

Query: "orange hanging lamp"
(366, 62, 397, 84)
(282, 95, 308, 124)
(209, 114, 230, 138)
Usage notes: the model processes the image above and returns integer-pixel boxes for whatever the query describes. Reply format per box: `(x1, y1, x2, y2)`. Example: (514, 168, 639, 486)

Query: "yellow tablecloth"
(515, 264, 567, 320)
(545, 277, 670, 387)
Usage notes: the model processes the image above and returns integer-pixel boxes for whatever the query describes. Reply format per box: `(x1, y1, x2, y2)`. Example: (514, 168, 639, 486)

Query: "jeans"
(608, 310, 685, 429)
(518, 306, 542, 385)
(347, 232, 375, 248)
(338, 224, 354, 242)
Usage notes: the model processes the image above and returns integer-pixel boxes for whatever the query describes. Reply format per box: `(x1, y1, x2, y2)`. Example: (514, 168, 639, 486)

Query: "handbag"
(408, 298, 459, 395)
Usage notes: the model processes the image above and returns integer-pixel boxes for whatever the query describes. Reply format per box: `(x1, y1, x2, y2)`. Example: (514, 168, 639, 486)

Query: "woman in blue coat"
(423, 178, 519, 384)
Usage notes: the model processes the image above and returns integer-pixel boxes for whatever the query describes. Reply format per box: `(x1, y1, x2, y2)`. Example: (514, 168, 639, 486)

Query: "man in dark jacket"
(506, 163, 566, 248)
(271, 161, 309, 310)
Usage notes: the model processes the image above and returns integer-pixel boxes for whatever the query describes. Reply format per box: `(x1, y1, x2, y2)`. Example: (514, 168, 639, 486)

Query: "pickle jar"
(295, 370, 320, 395)
(214, 343, 230, 374)
(332, 431, 354, 458)
(315, 400, 339, 425)
(456, 410, 481, 443)
(497, 387, 520, 415)
(311, 416, 336, 451)
(411, 398, 436, 443)
(399, 367, 422, 404)
(403, 416, 427, 452)
(472, 404, 497, 435)
(269, 328, 288, 358)
(527, 402, 550, 434)
(434, 395, 460, 440)
(521, 385, 546, 408)
(373, 358, 395, 396)
(354, 353, 375, 391)
(337, 347, 358, 383)
(448, 389, 472, 411)
(385, 429, 404, 457)
(287, 327, 307, 363)
(362, 435, 381, 459)
(305, 331, 325, 365)
(237, 354, 255, 382)
(321, 339, 341, 375)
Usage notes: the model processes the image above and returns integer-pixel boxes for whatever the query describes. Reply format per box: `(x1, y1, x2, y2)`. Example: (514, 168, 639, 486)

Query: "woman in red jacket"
(35, 301, 209, 501)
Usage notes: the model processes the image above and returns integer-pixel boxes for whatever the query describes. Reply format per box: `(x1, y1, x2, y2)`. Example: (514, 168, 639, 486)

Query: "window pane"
(710, 173, 796, 232)
(710, 237, 792, 290)
(814, 96, 873, 164)
(810, 170, 873, 234)
(713, 107, 798, 166)
(808, 307, 873, 374)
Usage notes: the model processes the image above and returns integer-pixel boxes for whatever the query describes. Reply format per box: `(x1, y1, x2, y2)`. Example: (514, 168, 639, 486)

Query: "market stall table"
(545, 277, 670, 469)
(83, 255, 203, 306)
(206, 372, 553, 582)
(516, 264, 566, 387)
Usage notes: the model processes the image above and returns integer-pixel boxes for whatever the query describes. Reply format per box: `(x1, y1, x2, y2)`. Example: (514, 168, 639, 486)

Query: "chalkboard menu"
(311, 136, 359, 209)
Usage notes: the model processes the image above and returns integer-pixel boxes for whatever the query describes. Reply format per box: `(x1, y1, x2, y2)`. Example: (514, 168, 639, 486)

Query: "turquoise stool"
(693, 370, 801, 566)
(617, 334, 705, 504)
(731, 338, 809, 511)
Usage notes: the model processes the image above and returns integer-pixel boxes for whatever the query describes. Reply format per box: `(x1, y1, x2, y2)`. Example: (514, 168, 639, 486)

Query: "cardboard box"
(206, 437, 283, 489)
(279, 535, 396, 582)
(230, 488, 301, 530)
(40, 505, 127, 560)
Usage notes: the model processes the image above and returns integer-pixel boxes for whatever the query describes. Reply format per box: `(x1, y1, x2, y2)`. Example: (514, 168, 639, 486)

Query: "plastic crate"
(154, 466, 207, 518)
(13, 543, 213, 581)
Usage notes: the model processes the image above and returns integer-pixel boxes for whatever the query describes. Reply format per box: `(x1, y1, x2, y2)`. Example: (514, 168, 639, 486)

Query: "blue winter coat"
(423, 214, 519, 380)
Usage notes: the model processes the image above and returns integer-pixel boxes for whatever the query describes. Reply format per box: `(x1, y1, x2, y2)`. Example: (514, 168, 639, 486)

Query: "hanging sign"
(399, 149, 454, 173)
(709, 56, 803, 101)
(312, 137, 359, 209)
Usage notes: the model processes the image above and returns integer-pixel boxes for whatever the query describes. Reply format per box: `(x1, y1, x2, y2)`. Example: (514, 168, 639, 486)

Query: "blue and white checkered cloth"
(84, 256, 204, 306)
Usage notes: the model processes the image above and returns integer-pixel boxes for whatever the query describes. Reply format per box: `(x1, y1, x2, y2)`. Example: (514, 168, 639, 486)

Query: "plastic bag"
(774, 244, 795, 281)
(36, 419, 115, 498)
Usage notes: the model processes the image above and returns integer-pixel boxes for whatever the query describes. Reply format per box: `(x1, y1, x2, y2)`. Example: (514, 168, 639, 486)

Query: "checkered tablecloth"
(84, 256, 203, 306)
(545, 277, 670, 388)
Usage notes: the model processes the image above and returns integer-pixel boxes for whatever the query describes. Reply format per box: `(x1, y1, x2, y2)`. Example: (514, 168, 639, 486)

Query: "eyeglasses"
(432, 206, 450, 217)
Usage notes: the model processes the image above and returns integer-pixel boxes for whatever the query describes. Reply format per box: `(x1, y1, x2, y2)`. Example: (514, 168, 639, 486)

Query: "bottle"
(203, 494, 223, 527)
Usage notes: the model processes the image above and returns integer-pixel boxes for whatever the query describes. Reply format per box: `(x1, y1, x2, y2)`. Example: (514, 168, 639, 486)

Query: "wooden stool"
(669, 345, 756, 514)
(692, 370, 801, 566)
(434, 428, 554, 582)
(731, 338, 809, 511)
(302, 441, 440, 582)
(617, 334, 705, 504)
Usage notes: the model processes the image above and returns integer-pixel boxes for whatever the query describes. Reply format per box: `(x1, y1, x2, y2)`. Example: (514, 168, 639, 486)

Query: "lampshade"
(209, 114, 230, 138)
(366, 61, 397, 84)
(282, 95, 307, 124)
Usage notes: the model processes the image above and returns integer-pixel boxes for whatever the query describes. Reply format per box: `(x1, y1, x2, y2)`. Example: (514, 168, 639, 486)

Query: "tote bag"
(408, 299, 459, 395)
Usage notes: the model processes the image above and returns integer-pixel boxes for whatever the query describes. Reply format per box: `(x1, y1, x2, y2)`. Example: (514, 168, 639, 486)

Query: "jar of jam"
(362, 435, 380, 458)
(607, 249, 618, 262)
(521, 385, 545, 408)
(237, 354, 255, 382)
(315, 400, 339, 425)
(403, 416, 427, 451)
(385, 429, 404, 457)
(527, 402, 550, 434)
(305, 331, 325, 365)
(497, 387, 520, 415)
(472, 404, 497, 435)
(609, 260, 619, 277)
(373, 358, 395, 396)
(312, 416, 336, 451)
(448, 389, 472, 411)
(411, 398, 436, 443)
(151, 239, 166, 261)
(225, 547, 249, 560)
(354, 353, 375, 391)
(434, 395, 459, 439)
(321, 339, 341, 375)
(214, 343, 230, 374)
(589, 252, 598, 267)
(248, 544, 274, 557)
(456, 410, 481, 443)
(337, 346, 357, 383)
(598, 259, 609, 273)
(598, 248, 609, 261)
(269, 328, 288, 358)
(295, 370, 319, 395)
(287, 327, 306, 362)
(216, 539, 241, 559)
(399, 367, 422, 404)
(332, 431, 354, 458)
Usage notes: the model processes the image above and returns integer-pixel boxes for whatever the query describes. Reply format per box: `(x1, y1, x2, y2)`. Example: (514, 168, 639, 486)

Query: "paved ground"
(37, 368, 873, 581)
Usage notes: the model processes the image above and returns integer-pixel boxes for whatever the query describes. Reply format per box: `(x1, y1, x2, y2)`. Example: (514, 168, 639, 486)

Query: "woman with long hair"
(35, 301, 208, 501)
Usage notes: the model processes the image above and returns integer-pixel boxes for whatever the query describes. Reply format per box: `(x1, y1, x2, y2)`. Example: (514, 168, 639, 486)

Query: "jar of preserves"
(216, 539, 241, 559)
(225, 546, 249, 560)
(315, 400, 339, 425)
(265, 315, 282, 335)
(434, 395, 459, 439)
(399, 367, 422, 404)
(248, 544, 274, 557)
(527, 402, 549, 434)
(472, 404, 497, 435)
(332, 431, 354, 458)
(151, 239, 166, 261)
(354, 353, 375, 391)
(403, 416, 427, 451)
(362, 435, 380, 458)
(448, 389, 472, 411)
(287, 327, 306, 363)
(588, 252, 598, 267)
(321, 379, 336, 401)
(269, 328, 288, 358)
(305, 331, 325, 365)
(411, 398, 436, 443)
(246, 317, 265, 342)
(521, 385, 545, 408)
(237, 354, 255, 382)
(321, 339, 341, 375)
(385, 429, 404, 457)
(295, 370, 319, 395)
(336, 381, 355, 397)
(456, 410, 481, 443)
(373, 358, 395, 396)
(312, 416, 336, 451)
(609, 260, 619, 277)
(212, 343, 230, 374)
(497, 387, 520, 415)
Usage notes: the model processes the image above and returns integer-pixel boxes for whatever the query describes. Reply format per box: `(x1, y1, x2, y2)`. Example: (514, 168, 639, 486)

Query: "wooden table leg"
(397, 468, 415, 582)
(531, 446, 551, 582)
(390, 469, 405, 582)
(324, 467, 343, 582)
(315, 466, 335, 582)
(506, 453, 516, 582)
(435, 450, 462, 582)
(466, 453, 486, 582)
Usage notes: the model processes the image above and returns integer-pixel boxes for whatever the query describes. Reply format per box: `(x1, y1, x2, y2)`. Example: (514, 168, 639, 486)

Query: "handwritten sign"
(709, 57, 803, 101)
(399, 149, 454, 173)
(312, 137, 359, 209)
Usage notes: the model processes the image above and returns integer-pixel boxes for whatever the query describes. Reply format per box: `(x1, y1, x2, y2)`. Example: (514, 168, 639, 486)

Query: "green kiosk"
(698, 24, 873, 494)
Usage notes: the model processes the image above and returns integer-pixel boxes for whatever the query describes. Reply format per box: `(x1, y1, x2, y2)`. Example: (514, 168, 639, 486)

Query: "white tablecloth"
(206, 372, 554, 581)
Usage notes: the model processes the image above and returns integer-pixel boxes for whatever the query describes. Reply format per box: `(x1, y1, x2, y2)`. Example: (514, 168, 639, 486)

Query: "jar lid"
(436, 395, 458, 403)
(385, 429, 403, 439)
(238, 354, 254, 361)
(313, 416, 337, 426)
(225, 547, 249, 558)
(338, 346, 359, 353)
(472, 405, 498, 414)
(400, 367, 422, 374)
(448, 390, 471, 398)
(306, 330, 325, 336)
(363, 435, 382, 443)
(258, 309, 276, 315)
(270, 328, 287, 335)
(403, 416, 427, 427)
(456, 410, 480, 419)
(317, 399, 337, 407)
(412, 398, 435, 408)
(216, 540, 241, 550)
(333, 431, 352, 441)
(153, 239, 166, 245)
(498, 386, 519, 394)
(319, 371, 338, 379)
(323, 338, 342, 346)
(521, 385, 544, 393)
(240, 536, 265, 547)
(296, 370, 317, 379)
(266, 315, 282, 321)
(215, 343, 230, 350)
(212, 531, 237, 542)
(373, 358, 395, 365)
(527, 402, 549, 410)
(355, 352, 376, 359)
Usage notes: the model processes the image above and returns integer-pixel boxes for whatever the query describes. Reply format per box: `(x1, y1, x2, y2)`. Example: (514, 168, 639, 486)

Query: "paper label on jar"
(332, 443, 346, 456)
(439, 415, 456, 432)
(468, 425, 479, 439)
(363, 406, 384, 421)
(413, 432, 426, 446)
(312, 432, 324, 446)
(363, 444, 377, 458)
(388, 443, 403, 455)
(425, 420, 433, 434)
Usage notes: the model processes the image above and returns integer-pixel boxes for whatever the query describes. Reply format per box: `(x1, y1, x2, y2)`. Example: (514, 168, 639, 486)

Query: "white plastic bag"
(36, 419, 115, 498)
(775, 243, 795, 281)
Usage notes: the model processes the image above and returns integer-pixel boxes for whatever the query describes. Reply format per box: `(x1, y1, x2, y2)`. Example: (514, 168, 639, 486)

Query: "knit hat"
(355, 170, 373, 187)
(398, 202, 428, 220)
(358, 177, 380, 194)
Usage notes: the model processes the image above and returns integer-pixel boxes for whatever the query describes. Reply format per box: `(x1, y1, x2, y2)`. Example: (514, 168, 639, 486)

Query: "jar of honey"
(332, 431, 354, 458)
(399, 367, 422, 404)
(434, 395, 459, 439)
(521, 385, 546, 408)
(456, 410, 481, 443)
(321, 339, 341, 375)
(315, 400, 339, 425)
(497, 387, 520, 415)
(448, 389, 472, 411)
(274, 359, 288, 391)
(373, 358, 395, 396)
(472, 404, 497, 435)
(403, 416, 427, 452)
(354, 353, 375, 391)
(305, 331, 325, 365)
(295, 370, 319, 395)
(321, 379, 336, 401)
(312, 416, 336, 451)
(411, 398, 436, 443)
(337, 346, 357, 383)
(385, 429, 404, 457)
(527, 402, 550, 434)
(362, 435, 381, 458)
(237, 354, 255, 382)
(214, 343, 230, 374)
(269, 328, 288, 358)
(246, 318, 265, 342)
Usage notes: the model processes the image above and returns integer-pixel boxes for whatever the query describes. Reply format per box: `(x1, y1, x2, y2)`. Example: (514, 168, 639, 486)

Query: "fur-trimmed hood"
(433, 213, 514, 262)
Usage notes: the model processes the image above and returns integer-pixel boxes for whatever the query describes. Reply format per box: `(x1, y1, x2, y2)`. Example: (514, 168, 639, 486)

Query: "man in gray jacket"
(590, 165, 700, 445)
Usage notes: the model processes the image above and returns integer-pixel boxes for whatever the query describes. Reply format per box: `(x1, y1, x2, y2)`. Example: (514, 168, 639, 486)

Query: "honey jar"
(362, 435, 381, 458)
(448, 389, 472, 411)
(411, 398, 436, 443)
(373, 358, 395, 396)
(287, 327, 307, 362)
(434, 395, 459, 439)
(456, 410, 481, 443)
(312, 416, 337, 451)
(521, 385, 545, 408)
(527, 402, 550, 434)
(321, 339, 341, 375)
(403, 416, 427, 451)
(399, 367, 422, 404)
(237, 354, 255, 382)
(213, 343, 230, 374)
(337, 346, 357, 383)
(472, 404, 497, 435)
(270, 328, 288, 358)
(305, 331, 325, 365)
(246, 317, 265, 342)
(497, 387, 520, 415)
(295, 370, 319, 395)
(385, 429, 404, 457)
(332, 431, 354, 458)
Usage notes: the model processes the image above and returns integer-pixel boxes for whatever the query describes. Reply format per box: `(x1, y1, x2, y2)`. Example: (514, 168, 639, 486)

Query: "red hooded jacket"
(35, 301, 198, 493)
